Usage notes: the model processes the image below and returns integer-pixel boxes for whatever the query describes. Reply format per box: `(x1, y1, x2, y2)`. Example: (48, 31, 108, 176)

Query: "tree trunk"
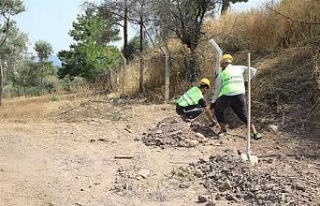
(123, 0, 129, 61)
(121, 53, 126, 94)
(221, 0, 230, 15)
(164, 49, 170, 101)
(0, 58, 3, 105)
(139, 13, 144, 95)
(189, 46, 200, 83)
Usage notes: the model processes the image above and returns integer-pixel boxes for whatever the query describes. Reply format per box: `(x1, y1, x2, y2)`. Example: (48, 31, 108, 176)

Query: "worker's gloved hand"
(208, 119, 218, 127)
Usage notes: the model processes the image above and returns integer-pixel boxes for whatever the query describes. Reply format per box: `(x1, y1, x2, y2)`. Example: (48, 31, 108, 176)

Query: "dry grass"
(203, 2, 318, 52)
(0, 93, 98, 120)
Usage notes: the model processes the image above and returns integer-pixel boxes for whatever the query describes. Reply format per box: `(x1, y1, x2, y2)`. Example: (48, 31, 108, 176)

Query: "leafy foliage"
(0, 0, 25, 46)
(58, 7, 121, 81)
(34, 40, 53, 62)
(0, 22, 28, 85)
(124, 35, 149, 61)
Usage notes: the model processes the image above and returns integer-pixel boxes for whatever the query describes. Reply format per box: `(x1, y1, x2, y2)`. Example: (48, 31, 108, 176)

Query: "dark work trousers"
(176, 104, 204, 120)
(214, 94, 248, 124)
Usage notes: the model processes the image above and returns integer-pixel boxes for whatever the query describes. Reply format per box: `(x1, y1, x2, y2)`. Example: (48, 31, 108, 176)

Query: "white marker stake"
(208, 39, 223, 77)
(241, 53, 258, 164)
(247, 53, 252, 158)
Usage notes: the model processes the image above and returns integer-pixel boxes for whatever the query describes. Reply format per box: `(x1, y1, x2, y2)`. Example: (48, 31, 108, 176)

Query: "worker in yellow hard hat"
(210, 54, 262, 140)
(176, 78, 217, 125)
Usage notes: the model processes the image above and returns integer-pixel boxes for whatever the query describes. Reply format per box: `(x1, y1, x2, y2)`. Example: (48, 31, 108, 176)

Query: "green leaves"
(34, 40, 53, 62)
(0, 0, 25, 16)
(59, 6, 121, 81)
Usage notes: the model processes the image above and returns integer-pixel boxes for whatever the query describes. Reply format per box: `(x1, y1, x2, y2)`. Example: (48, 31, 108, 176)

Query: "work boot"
(252, 133, 263, 140)
(208, 119, 218, 127)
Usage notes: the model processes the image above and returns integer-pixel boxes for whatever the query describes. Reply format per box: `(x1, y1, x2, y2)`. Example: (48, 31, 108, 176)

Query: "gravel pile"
(142, 116, 216, 148)
(187, 150, 320, 205)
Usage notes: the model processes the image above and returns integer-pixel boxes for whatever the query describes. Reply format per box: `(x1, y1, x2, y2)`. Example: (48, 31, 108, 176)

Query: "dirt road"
(0, 101, 319, 206)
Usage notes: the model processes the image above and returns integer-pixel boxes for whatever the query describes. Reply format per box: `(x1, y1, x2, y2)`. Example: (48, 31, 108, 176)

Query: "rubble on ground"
(141, 116, 216, 148)
(184, 150, 320, 205)
(109, 165, 173, 202)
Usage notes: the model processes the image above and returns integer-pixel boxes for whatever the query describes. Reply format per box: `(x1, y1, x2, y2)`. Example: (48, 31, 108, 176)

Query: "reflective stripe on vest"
(219, 67, 245, 97)
(178, 87, 203, 107)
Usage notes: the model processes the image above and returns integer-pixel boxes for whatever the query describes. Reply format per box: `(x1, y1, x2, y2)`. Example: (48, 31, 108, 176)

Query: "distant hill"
(48, 55, 62, 67)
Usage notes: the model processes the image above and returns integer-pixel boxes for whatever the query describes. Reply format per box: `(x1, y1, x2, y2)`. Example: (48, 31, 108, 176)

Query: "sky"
(14, 0, 270, 56)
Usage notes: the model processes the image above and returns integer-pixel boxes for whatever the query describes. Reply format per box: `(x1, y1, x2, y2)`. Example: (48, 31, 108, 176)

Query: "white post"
(208, 39, 223, 77)
(246, 53, 251, 158)
(240, 53, 258, 164)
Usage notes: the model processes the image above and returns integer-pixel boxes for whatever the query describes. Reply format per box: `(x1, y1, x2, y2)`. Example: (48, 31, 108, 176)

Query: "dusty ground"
(0, 98, 320, 206)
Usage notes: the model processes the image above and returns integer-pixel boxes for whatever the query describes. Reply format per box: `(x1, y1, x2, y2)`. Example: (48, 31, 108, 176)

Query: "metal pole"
(246, 53, 251, 158)
(209, 39, 223, 77)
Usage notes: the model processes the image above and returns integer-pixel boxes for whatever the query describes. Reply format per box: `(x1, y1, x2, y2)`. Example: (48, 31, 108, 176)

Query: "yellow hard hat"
(220, 54, 233, 64)
(200, 78, 210, 88)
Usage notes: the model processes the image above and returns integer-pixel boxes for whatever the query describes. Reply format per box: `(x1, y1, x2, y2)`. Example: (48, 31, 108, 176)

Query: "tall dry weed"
(97, 0, 320, 102)
(205, 0, 320, 52)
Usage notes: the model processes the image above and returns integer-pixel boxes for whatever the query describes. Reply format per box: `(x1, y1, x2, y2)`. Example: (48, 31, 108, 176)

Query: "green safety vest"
(177, 86, 203, 107)
(219, 66, 245, 97)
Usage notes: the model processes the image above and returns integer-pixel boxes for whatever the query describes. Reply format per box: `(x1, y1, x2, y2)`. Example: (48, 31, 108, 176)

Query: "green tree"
(124, 35, 149, 61)
(34, 40, 53, 93)
(154, 0, 218, 82)
(0, 22, 28, 87)
(152, 0, 251, 82)
(58, 6, 121, 81)
(16, 57, 41, 94)
(98, 0, 132, 60)
(0, 0, 25, 104)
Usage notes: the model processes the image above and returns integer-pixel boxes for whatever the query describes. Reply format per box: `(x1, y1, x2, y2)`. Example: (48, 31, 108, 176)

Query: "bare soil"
(0, 100, 320, 206)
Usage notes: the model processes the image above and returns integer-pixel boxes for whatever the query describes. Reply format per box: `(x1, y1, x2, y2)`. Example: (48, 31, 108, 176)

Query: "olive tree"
(0, 0, 25, 104)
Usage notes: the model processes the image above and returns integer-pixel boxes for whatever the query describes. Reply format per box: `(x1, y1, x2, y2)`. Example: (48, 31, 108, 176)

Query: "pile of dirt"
(142, 116, 216, 148)
(185, 150, 320, 205)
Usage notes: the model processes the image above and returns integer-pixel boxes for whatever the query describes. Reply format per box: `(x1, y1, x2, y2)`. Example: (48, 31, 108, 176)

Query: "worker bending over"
(210, 54, 262, 140)
(176, 78, 217, 126)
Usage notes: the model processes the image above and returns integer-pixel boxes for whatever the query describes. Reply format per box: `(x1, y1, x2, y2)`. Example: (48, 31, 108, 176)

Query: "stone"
(134, 136, 142, 141)
(226, 193, 239, 202)
(195, 132, 205, 139)
(194, 169, 204, 178)
(267, 124, 278, 133)
(198, 195, 208, 203)
(179, 182, 190, 188)
(264, 183, 276, 190)
(293, 181, 305, 191)
(220, 180, 232, 191)
(138, 169, 151, 179)
(189, 140, 199, 147)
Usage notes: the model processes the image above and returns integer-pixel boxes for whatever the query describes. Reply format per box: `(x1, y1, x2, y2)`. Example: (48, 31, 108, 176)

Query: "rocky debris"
(182, 150, 320, 205)
(142, 116, 216, 147)
(110, 165, 175, 202)
(110, 165, 149, 195)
